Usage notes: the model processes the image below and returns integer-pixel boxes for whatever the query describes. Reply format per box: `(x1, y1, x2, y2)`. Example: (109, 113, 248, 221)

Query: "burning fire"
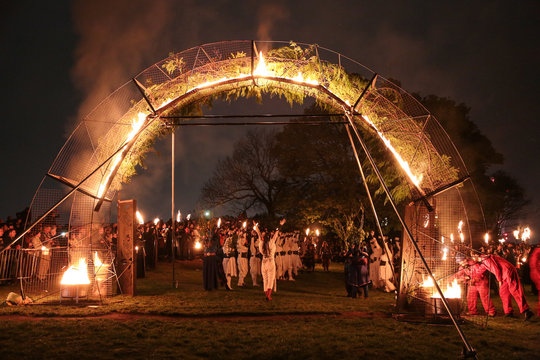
(97, 112, 147, 199)
(136, 211, 144, 225)
(194, 241, 202, 249)
(458, 220, 464, 232)
(60, 258, 90, 285)
(459, 233, 465, 243)
(432, 279, 462, 299)
(521, 227, 531, 242)
(94, 252, 109, 274)
(361, 115, 424, 191)
(441, 236, 445, 244)
(421, 276, 462, 299)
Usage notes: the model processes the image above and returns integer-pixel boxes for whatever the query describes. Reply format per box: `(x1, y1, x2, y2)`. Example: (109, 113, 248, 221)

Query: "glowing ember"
(136, 211, 144, 225)
(484, 233, 489, 244)
(361, 115, 424, 192)
(60, 258, 90, 285)
(194, 241, 202, 249)
(521, 227, 531, 242)
(423, 215, 429, 228)
(176, 210, 181, 223)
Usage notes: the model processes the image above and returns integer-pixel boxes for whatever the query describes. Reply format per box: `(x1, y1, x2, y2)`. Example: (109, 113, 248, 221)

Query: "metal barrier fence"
(0, 247, 114, 302)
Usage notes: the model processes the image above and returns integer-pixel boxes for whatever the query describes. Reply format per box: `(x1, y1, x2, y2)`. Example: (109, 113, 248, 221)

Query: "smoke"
(257, 2, 289, 41)
(71, 0, 173, 122)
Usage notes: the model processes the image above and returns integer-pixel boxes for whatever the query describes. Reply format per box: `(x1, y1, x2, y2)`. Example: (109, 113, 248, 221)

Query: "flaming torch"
(186, 214, 191, 221)
(521, 227, 531, 242)
(305, 228, 310, 236)
(441, 236, 445, 244)
(217, 218, 222, 228)
(194, 241, 201, 249)
(136, 211, 144, 225)
(484, 233, 489, 245)
(242, 221, 247, 229)
(513, 229, 520, 240)
(315, 229, 320, 237)
(153, 218, 160, 226)
(450, 233, 454, 243)
(442, 247, 448, 261)
(176, 210, 181, 223)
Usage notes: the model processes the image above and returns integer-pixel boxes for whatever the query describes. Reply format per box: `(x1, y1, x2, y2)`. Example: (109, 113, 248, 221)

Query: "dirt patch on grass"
(0, 310, 391, 322)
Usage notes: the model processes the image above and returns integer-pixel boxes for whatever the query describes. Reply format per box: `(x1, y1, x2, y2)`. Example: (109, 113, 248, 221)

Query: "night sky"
(0, 1, 538, 235)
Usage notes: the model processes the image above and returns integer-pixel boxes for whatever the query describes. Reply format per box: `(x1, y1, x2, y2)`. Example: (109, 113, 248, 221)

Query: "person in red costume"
(473, 254, 534, 320)
(457, 259, 496, 316)
(528, 246, 540, 316)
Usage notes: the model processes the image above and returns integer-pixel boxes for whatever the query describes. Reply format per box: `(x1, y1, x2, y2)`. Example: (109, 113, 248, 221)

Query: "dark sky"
(0, 1, 538, 234)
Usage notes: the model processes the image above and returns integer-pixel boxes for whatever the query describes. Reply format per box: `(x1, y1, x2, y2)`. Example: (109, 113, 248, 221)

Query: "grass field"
(1, 260, 538, 359)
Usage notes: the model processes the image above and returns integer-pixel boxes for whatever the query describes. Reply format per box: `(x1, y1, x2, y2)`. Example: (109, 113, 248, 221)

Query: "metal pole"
(345, 125, 397, 286)
(171, 129, 177, 288)
(344, 112, 476, 358)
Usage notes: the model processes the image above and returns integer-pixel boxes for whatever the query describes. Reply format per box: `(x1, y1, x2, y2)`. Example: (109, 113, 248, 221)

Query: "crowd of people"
(1, 211, 538, 318)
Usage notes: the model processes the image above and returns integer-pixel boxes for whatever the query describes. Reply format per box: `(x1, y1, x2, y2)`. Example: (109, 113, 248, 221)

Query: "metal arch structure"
(18, 40, 486, 355)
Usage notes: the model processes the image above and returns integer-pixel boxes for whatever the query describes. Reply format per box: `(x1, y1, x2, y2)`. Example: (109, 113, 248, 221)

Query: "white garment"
(259, 231, 278, 291)
(370, 240, 383, 288)
(379, 252, 396, 292)
(237, 234, 249, 286)
(222, 237, 238, 277)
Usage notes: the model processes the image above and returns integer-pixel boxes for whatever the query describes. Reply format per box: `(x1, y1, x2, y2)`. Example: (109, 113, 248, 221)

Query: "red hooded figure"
(528, 247, 540, 316)
(477, 254, 531, 318)
(458, 259, 496, 316)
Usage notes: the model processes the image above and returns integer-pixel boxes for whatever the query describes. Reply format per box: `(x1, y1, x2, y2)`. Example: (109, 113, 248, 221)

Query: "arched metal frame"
(20, 40, 486, 353)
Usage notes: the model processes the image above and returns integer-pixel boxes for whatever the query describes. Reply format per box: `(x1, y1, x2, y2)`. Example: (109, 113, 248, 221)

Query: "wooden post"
(117, 199, 137, 296)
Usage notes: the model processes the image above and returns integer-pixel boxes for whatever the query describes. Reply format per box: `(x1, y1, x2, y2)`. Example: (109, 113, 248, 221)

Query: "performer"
(457, 259, 496, 316)
(291, 231, 302, 276)
(379, 249, 396, 293)
(254, 219, 286, 301)
(202, 232, 219, 291)
(249, 229, 262, 286)
(236, 228, 249, 287)
(275, 234, 284, 280)
(369, 237, 382, 288)
(222, 230, 237, 290)
(528, 245, 540, 316)
(320, 240, 332, 272)
(474, 254, 533, 320)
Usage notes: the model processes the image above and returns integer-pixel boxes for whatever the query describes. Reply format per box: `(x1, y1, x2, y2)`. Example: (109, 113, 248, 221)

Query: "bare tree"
(201, 129, 285, 217)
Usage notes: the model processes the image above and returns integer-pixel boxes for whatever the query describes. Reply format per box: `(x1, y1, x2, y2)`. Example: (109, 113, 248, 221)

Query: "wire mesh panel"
(22, 41, 486, 321)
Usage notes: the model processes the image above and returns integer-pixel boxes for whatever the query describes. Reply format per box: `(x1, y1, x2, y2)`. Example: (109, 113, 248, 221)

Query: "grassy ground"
(1, 260, 538, 359)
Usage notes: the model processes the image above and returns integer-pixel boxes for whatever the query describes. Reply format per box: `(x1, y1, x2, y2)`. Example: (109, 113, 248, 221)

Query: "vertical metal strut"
(344, 112, 476, 358)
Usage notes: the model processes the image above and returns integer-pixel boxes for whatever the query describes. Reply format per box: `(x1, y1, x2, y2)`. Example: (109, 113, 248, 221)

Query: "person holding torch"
(254, 218, 286, 301)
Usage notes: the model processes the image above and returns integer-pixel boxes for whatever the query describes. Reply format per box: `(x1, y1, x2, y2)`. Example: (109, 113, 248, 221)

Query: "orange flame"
(361, 115, 424, 192)
(136, 211, 144, 225)
(60, 258, 90, 285)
